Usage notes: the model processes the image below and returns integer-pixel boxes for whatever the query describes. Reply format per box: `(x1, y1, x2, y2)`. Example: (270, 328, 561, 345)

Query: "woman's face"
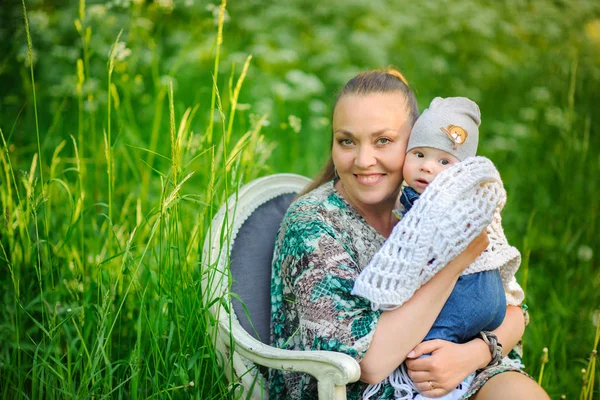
(332, 93, 412, 212)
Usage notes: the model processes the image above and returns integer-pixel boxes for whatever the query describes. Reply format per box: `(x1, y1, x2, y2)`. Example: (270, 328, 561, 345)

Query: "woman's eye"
(338, 138, 353, 146)
(376, 137, 390, 145)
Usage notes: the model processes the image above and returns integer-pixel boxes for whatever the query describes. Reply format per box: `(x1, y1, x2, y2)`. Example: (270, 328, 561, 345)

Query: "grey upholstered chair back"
(230, 192, 297, 344)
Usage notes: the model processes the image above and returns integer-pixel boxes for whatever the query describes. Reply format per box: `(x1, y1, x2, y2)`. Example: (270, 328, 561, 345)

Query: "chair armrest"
(221, 321, 361, 386)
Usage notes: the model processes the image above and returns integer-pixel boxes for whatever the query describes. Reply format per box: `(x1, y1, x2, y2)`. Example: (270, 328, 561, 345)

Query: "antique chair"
(202, 173, 361, 400)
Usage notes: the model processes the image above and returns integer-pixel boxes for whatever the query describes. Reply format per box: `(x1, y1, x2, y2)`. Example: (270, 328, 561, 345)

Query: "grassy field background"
(1, 0, 599, 398)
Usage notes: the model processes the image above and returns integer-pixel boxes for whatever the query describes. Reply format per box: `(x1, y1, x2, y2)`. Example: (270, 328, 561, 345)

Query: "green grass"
(1, 0, 599, 398)
(0, 1, 258, 398)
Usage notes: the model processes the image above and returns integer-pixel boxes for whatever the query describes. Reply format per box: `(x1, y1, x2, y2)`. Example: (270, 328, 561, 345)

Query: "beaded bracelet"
(478, 331, 503, 367)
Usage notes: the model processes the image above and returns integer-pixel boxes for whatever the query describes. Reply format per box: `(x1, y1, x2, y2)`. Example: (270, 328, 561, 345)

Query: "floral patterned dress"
(269, 181, 529, 400)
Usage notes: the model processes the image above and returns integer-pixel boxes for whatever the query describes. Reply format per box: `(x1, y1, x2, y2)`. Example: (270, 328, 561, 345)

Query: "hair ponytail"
(384, 68, 410, 88)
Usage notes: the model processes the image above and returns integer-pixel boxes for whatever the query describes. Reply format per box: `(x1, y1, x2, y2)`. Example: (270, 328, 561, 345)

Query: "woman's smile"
(354, 173, 385, 186)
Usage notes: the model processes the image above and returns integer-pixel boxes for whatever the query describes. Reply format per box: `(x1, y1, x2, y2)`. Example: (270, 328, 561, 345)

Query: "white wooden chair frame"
(202, 173, 361, 399)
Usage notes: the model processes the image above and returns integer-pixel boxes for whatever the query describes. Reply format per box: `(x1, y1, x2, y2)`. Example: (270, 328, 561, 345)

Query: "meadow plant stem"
(587, 319, 600, 399)
(26, 153, 47, 326)
(1, 129, 28, 234)
(76, 58, 85, 165)
(206, 0, 227, 145)
(21, 0, 43, 196)
(77, 0, 91, 86)
(107, 30, 123, 259)
(22, 0, 53, 294)
(538, 347, 549, 386)
(225, 55, 252, 147)
(169, 80, 180, 186)
(166, 79, 177, 327)
(141, 88, 166, 202)
(168, 79, 186, 345)
(1, 128, 26, 388)
(72, 134, 85, 278)
(75, 0, 88, 164)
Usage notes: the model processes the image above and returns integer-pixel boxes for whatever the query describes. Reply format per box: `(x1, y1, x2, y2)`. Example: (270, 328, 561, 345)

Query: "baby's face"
(402, 147, 460, 194)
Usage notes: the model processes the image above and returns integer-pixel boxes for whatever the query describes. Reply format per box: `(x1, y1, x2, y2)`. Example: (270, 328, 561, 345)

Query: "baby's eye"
(415, 152, 424, 158)
(439, 159, 450, 165)
(376, 137, 391, 145)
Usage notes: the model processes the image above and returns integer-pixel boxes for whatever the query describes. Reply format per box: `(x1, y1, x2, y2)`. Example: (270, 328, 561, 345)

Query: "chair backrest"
(230, 192, 297, 343)
(204, 174, 311, 344)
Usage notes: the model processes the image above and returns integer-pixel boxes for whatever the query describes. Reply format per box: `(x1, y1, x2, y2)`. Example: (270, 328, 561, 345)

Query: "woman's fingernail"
(407, 350, 416, 357)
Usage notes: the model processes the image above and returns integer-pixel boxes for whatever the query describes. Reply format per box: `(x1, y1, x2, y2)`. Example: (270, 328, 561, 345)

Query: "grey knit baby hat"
(407, 96, 481, 161)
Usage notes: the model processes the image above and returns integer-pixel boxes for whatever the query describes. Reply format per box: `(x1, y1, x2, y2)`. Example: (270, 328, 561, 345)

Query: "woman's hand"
(404, 339, 490, 397)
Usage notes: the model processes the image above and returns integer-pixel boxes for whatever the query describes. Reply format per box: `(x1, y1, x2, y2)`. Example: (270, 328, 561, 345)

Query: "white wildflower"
(157, 0, 174, 11)
(544, 106, 566, 129)
(577, 245, 593, 262)
(110, 42, 132, 62)
(519, 107, 537, 122)
(88, 5, 107, 19)
(309, 99, 327, 114)
(288, 115, 301, 133)
(28, 11, 50, 30)
(530, 86, 552, 103)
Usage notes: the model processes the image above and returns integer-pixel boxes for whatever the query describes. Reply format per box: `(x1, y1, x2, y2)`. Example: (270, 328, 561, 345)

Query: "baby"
(401, 97, 506, 348)
(354, 97, 523, 400)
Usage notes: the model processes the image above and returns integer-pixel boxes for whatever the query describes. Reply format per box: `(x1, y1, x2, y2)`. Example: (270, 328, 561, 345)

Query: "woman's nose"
(354, 146, 376, 168)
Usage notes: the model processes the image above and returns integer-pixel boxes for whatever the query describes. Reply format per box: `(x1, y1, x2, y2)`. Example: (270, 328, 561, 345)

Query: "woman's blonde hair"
(300, 68, 419, 195)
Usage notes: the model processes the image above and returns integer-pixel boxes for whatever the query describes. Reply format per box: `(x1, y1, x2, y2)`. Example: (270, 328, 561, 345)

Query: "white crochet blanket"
(352, 156, 523, 310)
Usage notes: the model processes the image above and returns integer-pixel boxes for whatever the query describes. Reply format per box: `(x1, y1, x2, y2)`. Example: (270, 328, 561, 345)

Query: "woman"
(269, 69, 549, 399)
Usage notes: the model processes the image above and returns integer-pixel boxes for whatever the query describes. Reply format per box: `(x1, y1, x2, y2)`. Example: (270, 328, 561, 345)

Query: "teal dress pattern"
(269, 181, 530, 399)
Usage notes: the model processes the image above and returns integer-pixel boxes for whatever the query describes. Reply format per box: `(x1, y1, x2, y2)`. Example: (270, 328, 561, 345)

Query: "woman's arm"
(403, 305, 526, 394)
(491, 304, 526, 357)
(359, 230, 489, 384)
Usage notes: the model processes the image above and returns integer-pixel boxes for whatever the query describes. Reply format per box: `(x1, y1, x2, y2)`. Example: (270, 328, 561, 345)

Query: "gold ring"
(428, 381, 435, 391)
